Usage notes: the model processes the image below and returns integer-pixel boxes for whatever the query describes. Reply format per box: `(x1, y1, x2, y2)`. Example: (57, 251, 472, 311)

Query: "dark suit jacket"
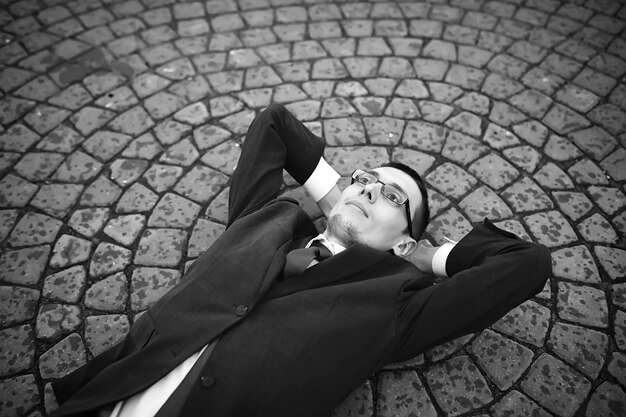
(51, 104, 551, 417)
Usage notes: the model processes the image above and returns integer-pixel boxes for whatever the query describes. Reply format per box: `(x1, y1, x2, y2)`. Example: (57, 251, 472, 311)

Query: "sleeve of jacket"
(227, 103, 325, 226)
(392, 219, 552, 362)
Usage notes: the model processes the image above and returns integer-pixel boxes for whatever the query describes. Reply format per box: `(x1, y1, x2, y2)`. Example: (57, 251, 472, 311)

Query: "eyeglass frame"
(350, 169, 414, 239)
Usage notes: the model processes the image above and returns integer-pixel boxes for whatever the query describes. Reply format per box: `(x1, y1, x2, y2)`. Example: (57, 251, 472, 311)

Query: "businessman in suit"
(51, 103, 551, 417)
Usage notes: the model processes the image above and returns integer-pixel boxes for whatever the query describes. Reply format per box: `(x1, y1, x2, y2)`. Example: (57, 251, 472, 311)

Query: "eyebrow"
(368, 170, 408, 196)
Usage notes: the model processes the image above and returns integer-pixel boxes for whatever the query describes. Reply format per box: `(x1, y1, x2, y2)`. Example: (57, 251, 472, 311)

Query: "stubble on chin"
(327, 214, 359, 246)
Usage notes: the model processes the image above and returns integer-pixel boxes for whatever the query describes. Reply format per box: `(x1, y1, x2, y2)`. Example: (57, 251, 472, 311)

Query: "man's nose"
(360, 183, 381, 202)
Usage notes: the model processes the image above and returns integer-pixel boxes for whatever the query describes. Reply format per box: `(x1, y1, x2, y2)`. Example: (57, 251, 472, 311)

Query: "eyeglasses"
(351, 169, 413, 238)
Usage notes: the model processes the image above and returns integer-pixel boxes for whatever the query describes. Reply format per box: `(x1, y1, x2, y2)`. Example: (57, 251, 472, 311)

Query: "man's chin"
(327, 214, 360, 246)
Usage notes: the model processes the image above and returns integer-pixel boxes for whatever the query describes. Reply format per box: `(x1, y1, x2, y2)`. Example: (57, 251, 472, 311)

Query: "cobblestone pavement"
(0, 0, 625, 415)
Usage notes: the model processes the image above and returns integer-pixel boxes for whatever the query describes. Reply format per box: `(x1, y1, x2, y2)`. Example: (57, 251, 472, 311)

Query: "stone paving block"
(84, 314, 130, 357)
(588, 104, 626, 136)
(35, 303, 81, 341)
(144, 91, 187, 120)
(483, 123, 520, 150)
(390, 148, 436, 177)
(0, 286, 39, 328)
(578, 213, 618, 243)
(39, 333, 86, 379)
(469, 329, 533, 390)
(0, 174, 37, 208)
(31, 183, 84, 218)
(468, 153, 519, 190)
(542, 103, 590, 136)
(533, 162, 574, 189)
(0, 210, 18, 243)
(568, 127, 617, 161)
(412, 58, 448, 81)
(135, 228, 187, 267)
(378, 57, 414, 79)
(324, 146, 388, 177)
(116, 183, 158, 213)
(383, 98, 419, 119)
(492, 300, 551, 347)
(37, 126, 85, 154)
(321, 97, 358, 118)
(201, 138, 241, 176)
(600, 147, 626, 182)
(551, 245, 600, 284)
(89, 242, 132, 278)
(441, 130, 489, 166)
(23, 105, 71, 135)
(0, 325, 35, 377)
(586, 382, 626, 417)
(617, 310, 626, 350)
(0, 245, 49, 285)
(418, 101, 454, 124)
(80, 176, 121, 207)
(489, 101, 527, 127)
(109, 159, 149, 188)
(594, 246, 626, 280)
(173, 166, 229, 204)
(0, 124, 40, 153)
(521, 353, 591, 417)
(42, 266, 86, 304)
(104, 214, 145, 246)
(84, 271, 128, 313)
(525, 210, 578, 247)
(9, 212, 62, 247)
(422, 39, 456, 61)
(50, 234, 92, 268)
(557, 281, 608, 328)
(427, 82, 463, 104)
(148, 193, 200, 228)
(0, 374, 39, 417)
(142, 164, 183, 194)
(53, 150, 104, 183)
(567, 158, 609, 185)
(427, 207, 473, 246)
(445, 112, 482, 137)
(510, 120, 547, 147)
(588, 53, 626, 79)
(425, 163, 477, 199)
(607, 352, 626, 388)
(502, 146, 541, 173)
(0, 97, 36, 126)
(402, 121, 446, 153)
(154, 120, 191, 146)
(220, 109, 257, 135)
(377, 371, 436, 417)
(521, 67, 564, 96)
(426, 334, 474, 363)
(70, 106, 116, 136)
(508, 89, 553, 119)
(425, 355, 492, 416)
(548, 321, 608, 379)
(459, 186, 513, 222)
(491, 390, 550, 417)
(130, 267, 181, 311)
(109, 106, 155, 136)
(454, 92, 490, 116)
(187, 219, 225, 258)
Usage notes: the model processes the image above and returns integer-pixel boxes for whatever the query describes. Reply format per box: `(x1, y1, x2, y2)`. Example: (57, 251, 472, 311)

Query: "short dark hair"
(381, 161, 430, 239)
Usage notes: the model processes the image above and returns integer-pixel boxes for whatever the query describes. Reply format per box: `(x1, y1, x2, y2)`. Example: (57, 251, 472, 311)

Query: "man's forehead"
(372, 167, 417, 192)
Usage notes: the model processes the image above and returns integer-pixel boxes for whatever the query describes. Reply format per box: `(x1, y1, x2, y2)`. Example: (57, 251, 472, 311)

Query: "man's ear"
(392, 237, 417, 257)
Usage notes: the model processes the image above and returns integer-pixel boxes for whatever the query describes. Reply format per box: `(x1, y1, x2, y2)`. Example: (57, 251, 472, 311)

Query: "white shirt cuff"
(302, 158, 340, 202)
(431, 242, 455, 277)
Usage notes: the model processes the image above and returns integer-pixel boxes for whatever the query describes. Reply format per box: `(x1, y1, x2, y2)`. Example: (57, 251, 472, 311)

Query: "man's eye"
(359, 175, 375, 184)
(386, 192, 402, 203)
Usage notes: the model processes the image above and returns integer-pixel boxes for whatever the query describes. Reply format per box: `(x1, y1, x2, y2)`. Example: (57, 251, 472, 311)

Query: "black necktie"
(283, 240, 332, 279)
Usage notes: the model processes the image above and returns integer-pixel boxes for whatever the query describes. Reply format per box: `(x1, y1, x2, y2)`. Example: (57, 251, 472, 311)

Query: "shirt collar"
(306, 234, 346, 256)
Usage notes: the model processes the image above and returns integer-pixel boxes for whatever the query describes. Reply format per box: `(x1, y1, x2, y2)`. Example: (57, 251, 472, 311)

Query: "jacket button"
(234, 305, 248, 317)
(200, 375, 215, 388)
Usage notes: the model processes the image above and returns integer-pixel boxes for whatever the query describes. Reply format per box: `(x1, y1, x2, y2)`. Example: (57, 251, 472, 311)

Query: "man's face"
(327, 166, 421, 251)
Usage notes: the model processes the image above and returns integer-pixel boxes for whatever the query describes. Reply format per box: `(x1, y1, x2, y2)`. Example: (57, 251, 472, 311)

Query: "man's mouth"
(346, 201, 368, 218)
